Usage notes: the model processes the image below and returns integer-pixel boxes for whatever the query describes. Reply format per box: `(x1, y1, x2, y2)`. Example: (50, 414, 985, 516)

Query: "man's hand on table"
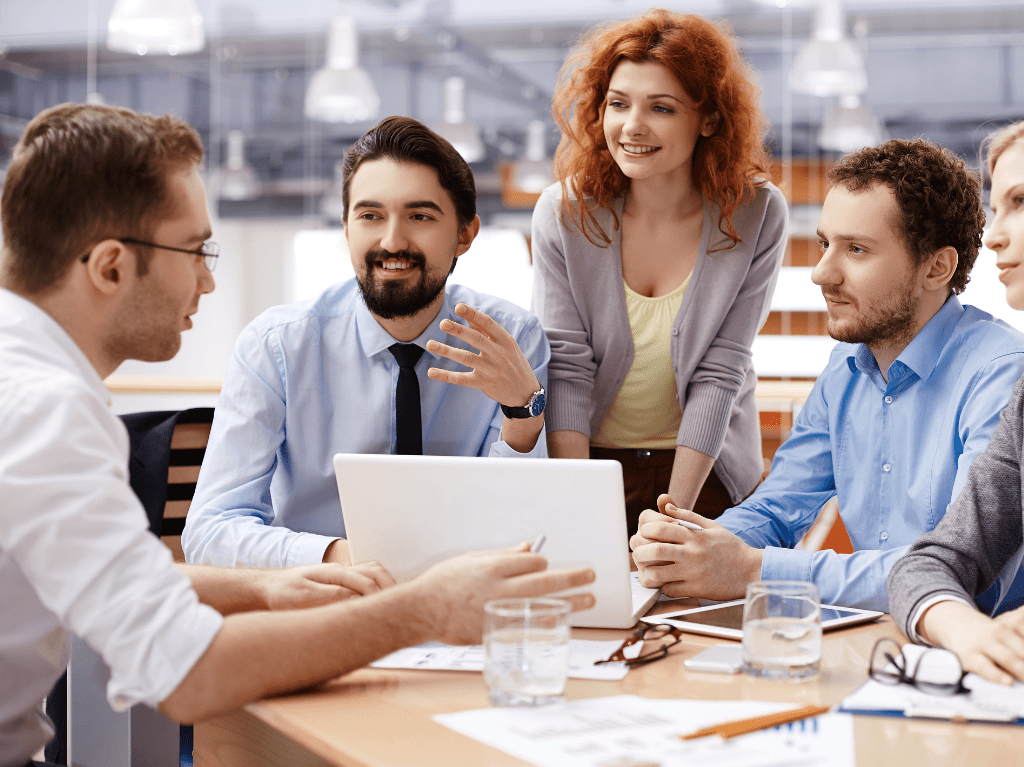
(630, 493, 763, 600)
(411, 543, 595, 646)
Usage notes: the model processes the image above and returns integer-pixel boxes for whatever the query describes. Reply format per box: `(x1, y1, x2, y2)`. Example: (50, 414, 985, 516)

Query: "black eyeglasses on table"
(594, 623, 683, 668)
(80, 237, 220, 272)
(869, 637, 970, 696)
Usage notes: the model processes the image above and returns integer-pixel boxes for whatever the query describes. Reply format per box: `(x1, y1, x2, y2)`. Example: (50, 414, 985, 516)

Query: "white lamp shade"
(790, 37, 867, 97)
(818, 96, 885, 153)
(305, 67, 380, 123)
(218, 130, 260, 200)
(305, 16, 380, 124)
(434, 77, 485, 163)
(107, 0, 204, 56)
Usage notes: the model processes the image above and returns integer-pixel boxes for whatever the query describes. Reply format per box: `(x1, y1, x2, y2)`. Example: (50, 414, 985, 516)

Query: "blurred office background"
(2, 0, 1024, 407)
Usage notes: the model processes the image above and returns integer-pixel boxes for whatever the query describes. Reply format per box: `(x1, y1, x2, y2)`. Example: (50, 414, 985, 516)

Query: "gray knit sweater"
(889, 373, 1024, 636)
(530, 182, 788, 501)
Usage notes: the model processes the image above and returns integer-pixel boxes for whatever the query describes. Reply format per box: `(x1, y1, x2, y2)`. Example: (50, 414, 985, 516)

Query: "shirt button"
(883, 463, 892, 472)
(884, 396, 893, 404)
(880, 531, 889, 541)
(671, 327, 679, 336)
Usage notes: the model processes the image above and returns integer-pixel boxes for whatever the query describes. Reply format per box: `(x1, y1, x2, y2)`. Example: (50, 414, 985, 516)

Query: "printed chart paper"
(435, 695, 856, 767)
(371, 639, 643, 681)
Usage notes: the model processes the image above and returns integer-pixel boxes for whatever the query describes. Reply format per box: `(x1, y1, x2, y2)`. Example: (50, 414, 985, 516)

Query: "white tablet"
(641, 600, 883, 640)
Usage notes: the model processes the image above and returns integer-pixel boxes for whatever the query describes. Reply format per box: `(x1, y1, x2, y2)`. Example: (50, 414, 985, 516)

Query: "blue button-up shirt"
(719, 297, 1024, 611)
(183, 279, 550, 568)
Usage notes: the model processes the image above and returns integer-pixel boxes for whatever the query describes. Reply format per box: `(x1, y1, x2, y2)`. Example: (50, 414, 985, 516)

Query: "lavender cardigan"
(531, 182, 788, 501)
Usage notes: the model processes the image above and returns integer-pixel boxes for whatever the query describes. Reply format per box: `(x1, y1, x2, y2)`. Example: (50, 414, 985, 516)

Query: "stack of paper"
(435, 695, 855, 767)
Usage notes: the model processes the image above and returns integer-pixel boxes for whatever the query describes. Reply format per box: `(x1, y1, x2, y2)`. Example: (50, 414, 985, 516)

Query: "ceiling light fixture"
(305, 15, 380, 124)
(511, 120, 555, 194)
(818, 95, 885, 153)
(107, 0, 205, 56)
(433, 77, 485, 163)
(218, 130, 261, 201)
(790, 0, 866, 97)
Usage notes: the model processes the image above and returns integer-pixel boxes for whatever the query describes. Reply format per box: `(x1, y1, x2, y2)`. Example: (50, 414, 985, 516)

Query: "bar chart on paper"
(435, 695, 855, 767)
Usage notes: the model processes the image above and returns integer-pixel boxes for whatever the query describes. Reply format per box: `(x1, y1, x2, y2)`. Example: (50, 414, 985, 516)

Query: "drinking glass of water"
(483, 597, 570, 706)
(741, 581, 821, 680)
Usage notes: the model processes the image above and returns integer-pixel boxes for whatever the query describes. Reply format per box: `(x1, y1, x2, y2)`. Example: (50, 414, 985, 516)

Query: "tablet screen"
(662, 603, 874, 631)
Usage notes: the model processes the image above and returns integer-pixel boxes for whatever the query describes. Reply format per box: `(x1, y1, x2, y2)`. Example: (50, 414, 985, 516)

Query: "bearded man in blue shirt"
(184, 116, 550, 568)
(631, 139, 1024, 613)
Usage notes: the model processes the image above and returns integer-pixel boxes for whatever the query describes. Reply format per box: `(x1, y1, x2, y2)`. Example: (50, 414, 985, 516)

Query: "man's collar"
(0, 287, 112, 404)
(354, 286, 454, 360)
(847, 294, 963, 382)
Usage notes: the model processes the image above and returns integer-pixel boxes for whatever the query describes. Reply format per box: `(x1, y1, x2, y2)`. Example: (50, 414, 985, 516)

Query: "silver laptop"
(333, 454, 659, 629)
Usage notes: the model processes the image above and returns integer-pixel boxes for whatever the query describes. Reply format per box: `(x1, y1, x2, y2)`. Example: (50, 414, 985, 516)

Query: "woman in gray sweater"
(531, 10, 787, 536)
(888, 120, 1024, 685)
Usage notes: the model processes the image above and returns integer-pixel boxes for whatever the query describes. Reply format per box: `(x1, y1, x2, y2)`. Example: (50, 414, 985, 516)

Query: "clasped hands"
(630, 493, 764, 601)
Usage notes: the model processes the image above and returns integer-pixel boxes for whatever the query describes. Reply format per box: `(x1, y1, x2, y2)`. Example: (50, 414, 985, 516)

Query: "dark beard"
(823, 288, 919, 348)
(356, 248, 450, 320)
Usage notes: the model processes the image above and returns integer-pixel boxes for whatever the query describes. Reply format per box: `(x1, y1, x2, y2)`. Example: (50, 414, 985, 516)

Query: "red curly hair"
(553, 9, 770, 250)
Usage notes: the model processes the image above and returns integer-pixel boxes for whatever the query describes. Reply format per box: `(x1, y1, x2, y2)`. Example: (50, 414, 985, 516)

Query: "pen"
(529, 533, 546, 553)
(675, 519, 703, 531)
(680, 704, 831, 740)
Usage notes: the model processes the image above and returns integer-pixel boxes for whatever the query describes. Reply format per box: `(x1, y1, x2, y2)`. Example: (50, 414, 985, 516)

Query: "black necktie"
(388, 343, 425, 455)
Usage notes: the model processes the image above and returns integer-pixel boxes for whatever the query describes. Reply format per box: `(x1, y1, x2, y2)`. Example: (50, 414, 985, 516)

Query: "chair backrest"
(120, 407, 214, 562)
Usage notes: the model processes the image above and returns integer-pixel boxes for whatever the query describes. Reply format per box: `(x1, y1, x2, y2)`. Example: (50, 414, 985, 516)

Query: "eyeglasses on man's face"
(868, 638, 970, 696)
(80, 238, 219, 272)
(595, 623, 683, 668)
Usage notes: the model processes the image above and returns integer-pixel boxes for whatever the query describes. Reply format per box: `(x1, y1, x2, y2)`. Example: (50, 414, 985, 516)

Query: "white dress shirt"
(0, 288, 223, 767)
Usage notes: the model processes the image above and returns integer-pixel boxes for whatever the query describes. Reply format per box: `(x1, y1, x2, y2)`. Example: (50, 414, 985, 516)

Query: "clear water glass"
(483, 598, 570, 706)
(742, 580, 822, 680)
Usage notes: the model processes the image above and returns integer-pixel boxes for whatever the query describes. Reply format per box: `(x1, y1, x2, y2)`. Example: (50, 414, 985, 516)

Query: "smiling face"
(108, 165, 215, 363)
(986, 143, 1024, 311)
(602, 60, 712, 188)
(812, 183, 925, 354)
(345, 158, 475, 323)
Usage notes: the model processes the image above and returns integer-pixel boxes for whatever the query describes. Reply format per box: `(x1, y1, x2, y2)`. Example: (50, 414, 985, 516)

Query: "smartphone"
(683, 643, 744, 674)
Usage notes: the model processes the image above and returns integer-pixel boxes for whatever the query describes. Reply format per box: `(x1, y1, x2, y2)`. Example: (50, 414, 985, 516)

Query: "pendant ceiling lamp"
(511, 121, 555, 194)
(305, 16, 380, 124)
(790, 0, 867, 97)
(218, 130, 261, 201)
(818, 95, 885, 153)
(433, 77, 485, 163)
(107, 0, 205, 56)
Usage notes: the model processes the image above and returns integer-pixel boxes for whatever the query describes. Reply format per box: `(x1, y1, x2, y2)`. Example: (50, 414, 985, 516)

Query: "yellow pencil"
(680, 704, 832, 740)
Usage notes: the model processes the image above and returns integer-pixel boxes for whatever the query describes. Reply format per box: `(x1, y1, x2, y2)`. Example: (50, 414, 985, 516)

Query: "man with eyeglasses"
(182, 116, 551, 570)
(0, 103, 594, 767)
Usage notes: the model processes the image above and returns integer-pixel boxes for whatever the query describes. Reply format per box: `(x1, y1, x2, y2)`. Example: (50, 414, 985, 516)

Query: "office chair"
(47, 408, 214, 767)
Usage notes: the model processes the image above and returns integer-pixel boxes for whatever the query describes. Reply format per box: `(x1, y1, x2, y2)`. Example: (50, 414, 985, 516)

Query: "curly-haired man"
(631, 139, 1024, 612)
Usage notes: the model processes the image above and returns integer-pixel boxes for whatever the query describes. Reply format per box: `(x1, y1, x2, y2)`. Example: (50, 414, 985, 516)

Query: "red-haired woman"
(531, 9, 788, 536)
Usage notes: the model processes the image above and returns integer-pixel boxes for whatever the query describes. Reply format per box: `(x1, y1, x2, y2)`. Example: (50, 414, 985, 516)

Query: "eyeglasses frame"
(79, 237, 219, 272)
(594, 623, 683, 668)
(868, 637, 970, 696)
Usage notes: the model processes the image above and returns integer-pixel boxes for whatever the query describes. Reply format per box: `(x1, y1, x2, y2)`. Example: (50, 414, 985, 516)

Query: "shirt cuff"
(908, 594, 975, 645)
(759, 546, 814, 583)
(287, 532, 343, 567)
(489, 434, 547, 458)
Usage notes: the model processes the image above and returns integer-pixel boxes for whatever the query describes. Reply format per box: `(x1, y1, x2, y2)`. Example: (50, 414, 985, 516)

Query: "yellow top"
(591, 274, 690, 449)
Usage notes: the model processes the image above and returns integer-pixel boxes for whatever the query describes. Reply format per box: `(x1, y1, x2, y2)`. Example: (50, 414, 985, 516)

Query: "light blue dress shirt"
(183, 280, 550, 568)
(719, 296, 1024, 612)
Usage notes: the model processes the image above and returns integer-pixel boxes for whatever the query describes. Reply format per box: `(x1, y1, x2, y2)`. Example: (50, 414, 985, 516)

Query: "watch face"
(529, 391, 546, 417)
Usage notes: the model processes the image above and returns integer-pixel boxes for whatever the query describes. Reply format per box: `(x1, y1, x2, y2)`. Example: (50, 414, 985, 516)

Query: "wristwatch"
(500, 388, 546, 419)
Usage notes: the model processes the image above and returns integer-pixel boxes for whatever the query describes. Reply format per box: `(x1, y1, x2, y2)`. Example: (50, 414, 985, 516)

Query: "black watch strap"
(500, 388, 546, 419)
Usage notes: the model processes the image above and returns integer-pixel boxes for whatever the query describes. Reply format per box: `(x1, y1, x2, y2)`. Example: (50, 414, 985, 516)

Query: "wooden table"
(193, 609, 1024, 767)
